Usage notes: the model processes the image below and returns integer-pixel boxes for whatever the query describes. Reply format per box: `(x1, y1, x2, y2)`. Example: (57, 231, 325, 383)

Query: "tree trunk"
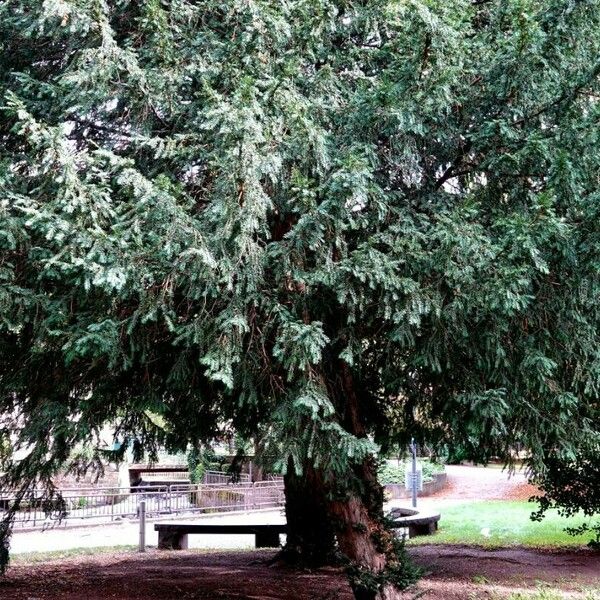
(283, 457, 337, 566)
(329, 459, 405, 600)
(325, 362, 413, 600)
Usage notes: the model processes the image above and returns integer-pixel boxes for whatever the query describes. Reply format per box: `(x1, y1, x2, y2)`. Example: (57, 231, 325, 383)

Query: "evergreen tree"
(1, 2, 600, 598)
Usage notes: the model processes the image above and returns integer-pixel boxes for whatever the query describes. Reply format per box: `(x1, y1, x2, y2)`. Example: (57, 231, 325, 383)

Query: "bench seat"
(155, 509, 440, 551)
(155, 523, 287, 550)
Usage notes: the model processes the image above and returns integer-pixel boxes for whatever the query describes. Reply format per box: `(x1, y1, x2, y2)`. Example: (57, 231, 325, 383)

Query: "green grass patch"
(10, 545, 138, 564)
(10, 545, 259, 565)
(500, 590, 600, 600)
(408, 501, 594, 548)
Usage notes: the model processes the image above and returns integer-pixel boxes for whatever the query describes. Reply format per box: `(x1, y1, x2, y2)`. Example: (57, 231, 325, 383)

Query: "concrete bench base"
(155, 523, 286, 550)
(155, 510, 439, 551)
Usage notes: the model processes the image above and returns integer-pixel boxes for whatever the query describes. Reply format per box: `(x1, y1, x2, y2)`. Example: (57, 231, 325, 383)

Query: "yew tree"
(1, 1, 600, 598)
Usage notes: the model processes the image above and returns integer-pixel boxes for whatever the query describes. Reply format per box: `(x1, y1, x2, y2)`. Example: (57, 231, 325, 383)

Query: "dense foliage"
(532, 438, 600, 549)
(377, 460, 444, 485)
(1, 1, 599, 597)
(0, 434, 10, 471)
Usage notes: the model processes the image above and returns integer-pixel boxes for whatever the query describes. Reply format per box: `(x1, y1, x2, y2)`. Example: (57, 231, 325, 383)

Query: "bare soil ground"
(414, 545, 600, 599)
(1, 546, 599, 600)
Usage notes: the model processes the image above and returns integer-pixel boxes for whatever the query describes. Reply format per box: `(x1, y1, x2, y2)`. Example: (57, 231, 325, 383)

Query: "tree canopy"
(1, 1, 599, 598)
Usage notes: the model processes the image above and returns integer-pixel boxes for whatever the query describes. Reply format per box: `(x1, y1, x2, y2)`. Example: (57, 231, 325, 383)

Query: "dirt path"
(2, 547, 598, 600)
(429, 465, 539, 502)
(413, 545, 600, 598)
(386, 465, 541, 513)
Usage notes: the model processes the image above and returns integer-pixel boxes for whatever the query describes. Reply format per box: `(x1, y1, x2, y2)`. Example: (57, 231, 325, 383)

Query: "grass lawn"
(484, 588, 600, 600)
(408, 500, 595, 548)
(9, 545, 138, 564)
(8, 546, 258, 565)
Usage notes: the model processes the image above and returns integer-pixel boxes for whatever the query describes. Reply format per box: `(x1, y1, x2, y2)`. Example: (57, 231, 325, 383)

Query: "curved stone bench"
(387, 507, 441, 537)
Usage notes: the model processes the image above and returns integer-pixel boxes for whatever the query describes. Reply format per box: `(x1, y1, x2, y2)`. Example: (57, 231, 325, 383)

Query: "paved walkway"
(10, 509, 286, 554)
(430, 464, 533, 501)
(388, 464, 534, 512)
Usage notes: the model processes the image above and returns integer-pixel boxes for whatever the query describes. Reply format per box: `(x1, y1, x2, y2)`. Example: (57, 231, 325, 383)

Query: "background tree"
(1, 1, 600, 598)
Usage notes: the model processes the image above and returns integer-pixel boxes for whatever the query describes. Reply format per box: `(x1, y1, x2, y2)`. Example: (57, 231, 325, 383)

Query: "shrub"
(187, 446, 218, 484)
(377, 459, 445, 485)
(0, 434, 11, 470)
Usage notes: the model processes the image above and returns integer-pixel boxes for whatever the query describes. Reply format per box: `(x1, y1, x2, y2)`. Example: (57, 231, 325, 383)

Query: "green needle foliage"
(532, 437, 600, 549)
(1, 1, 600, 597)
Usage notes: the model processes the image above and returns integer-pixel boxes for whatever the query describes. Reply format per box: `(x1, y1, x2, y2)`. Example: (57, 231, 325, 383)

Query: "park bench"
(155, 509, 440, 551)
(155, 522, 287, 549)
(387, 507, 441, 537)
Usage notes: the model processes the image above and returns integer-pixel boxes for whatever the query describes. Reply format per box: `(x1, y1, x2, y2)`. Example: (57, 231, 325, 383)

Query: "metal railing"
(203, 470, 251, 484)
(140, 472, 191, 481)
(0, 481, 284, 529)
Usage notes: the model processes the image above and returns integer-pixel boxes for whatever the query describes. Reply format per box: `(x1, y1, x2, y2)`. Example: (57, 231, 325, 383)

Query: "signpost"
(405, 439, 422, 508)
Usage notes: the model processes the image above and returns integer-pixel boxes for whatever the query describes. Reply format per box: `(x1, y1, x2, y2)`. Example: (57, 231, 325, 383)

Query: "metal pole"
(138, 500, 146, 553)
(411, 438, 417, 508)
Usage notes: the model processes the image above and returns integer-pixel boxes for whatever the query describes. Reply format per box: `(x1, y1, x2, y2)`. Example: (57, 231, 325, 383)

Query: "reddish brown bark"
(328, 463, 405, 600)
(326, 363, 408, 600)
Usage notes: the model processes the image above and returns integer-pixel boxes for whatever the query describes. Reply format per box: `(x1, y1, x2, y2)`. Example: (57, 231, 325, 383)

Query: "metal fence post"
(411, 439, 417, 508)
(138, 500, 146, 553)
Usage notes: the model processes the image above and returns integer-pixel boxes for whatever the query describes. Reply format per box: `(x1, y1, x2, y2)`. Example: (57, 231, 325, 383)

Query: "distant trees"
(1, 1, 600, 597)
(0, 433, 10, 471)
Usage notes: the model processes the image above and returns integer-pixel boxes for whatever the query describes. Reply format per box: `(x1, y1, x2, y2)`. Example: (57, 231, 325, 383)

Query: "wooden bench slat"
(154, 524, 286, 534)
